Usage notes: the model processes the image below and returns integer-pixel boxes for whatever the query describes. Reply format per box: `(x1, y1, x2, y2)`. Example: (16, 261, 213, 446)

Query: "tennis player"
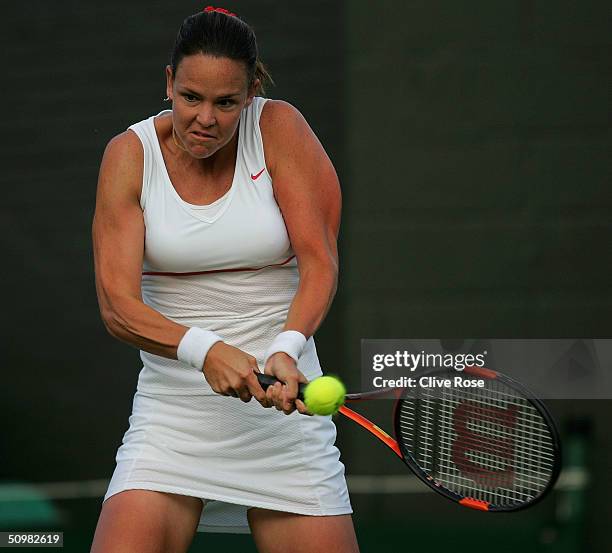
(90, 6, 359, 553)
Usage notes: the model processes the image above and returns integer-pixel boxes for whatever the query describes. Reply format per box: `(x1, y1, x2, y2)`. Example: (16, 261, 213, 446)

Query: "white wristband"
(264, 330, 307, 363)
(177, 327, 223, 370)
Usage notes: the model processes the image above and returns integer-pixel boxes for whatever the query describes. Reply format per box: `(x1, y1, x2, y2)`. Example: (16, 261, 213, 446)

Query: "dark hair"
(170, 10, 274, 95)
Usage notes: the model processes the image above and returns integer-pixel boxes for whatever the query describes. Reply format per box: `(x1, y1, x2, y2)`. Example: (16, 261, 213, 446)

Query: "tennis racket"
(257, 366, 562, 512)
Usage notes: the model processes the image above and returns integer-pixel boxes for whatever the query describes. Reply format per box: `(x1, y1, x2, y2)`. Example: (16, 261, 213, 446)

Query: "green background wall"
(1, 1, 609, 551)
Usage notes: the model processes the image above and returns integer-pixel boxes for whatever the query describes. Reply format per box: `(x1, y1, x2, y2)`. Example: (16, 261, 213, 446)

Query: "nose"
(196, 103, 217, 128)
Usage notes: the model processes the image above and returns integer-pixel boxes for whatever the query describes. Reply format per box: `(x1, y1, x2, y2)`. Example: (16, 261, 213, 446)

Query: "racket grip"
(256, 373, 306, 400)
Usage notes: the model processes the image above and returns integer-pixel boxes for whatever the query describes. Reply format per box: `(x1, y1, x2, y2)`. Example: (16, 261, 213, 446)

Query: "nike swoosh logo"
(251, 168, 266, 180)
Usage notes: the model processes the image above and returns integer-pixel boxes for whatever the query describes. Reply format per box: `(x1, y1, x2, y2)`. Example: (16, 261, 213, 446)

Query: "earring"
(163, 96, 171, 102)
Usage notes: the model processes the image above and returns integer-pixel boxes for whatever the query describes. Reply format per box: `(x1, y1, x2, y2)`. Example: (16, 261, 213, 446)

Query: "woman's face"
(165, 54, 257, 159)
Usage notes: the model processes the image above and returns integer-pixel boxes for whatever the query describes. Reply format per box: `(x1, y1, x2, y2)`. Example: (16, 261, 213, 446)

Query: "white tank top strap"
(127, 112, 168, 211)
(242, 96, 270, 182)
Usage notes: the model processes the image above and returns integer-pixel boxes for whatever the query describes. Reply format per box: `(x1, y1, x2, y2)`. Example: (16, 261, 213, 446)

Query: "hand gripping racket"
(257, 366, 562, 512)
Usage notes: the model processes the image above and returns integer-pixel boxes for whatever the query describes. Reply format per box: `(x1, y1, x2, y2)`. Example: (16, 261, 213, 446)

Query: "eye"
(183, 94, 198, 102)
(218, 99, 235, 107)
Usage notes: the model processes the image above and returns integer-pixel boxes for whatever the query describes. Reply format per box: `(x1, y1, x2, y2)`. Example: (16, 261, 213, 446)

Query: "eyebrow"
(180, 87, 241, 98)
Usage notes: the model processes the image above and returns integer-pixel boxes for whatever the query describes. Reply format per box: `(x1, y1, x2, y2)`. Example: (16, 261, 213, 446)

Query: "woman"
(90, 6, 359, 553)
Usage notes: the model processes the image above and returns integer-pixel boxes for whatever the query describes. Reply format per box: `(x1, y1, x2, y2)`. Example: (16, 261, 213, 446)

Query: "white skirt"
(104, 390, 352, 534)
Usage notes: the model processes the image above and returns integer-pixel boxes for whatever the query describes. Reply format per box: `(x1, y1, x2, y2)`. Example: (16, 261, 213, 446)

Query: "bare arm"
(93, 131, 188, 357)
(261, 100, 341, 339)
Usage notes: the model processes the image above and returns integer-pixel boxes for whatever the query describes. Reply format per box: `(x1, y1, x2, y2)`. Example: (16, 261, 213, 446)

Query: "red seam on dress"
(142, 255, 296, 277)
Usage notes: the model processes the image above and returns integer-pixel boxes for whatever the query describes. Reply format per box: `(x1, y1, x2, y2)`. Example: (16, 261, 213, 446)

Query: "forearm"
(101, 295, 188, 359)
(283, 262, 338, 339)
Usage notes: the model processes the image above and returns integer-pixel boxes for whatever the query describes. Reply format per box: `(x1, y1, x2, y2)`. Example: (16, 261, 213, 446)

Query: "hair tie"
(203, 6, 237, 17)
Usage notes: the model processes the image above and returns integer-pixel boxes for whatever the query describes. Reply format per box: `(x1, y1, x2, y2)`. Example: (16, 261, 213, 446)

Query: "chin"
(191, 147, 217, 159)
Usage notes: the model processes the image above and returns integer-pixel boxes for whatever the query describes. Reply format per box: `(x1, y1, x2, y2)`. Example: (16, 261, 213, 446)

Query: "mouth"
(191, 131, 216, 140)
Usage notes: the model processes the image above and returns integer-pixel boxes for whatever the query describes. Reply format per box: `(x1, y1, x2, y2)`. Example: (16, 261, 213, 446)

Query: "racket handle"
(256, 373, 306, 400)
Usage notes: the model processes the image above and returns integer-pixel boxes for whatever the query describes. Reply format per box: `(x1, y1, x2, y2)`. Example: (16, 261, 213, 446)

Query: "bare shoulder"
(97, 129, 144, 201)
(260, 98, 304, 123)
(259, 99, 321, 175)
(103, 129, 143, 169)
(259, 99, 310, 141)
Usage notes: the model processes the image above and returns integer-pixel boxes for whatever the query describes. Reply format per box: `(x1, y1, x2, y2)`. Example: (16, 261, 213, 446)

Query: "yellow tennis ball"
(304, 376, 346, 415)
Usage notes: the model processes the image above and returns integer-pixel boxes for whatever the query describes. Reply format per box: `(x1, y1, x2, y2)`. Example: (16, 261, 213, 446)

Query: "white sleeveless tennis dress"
(103, 97, 352, 533)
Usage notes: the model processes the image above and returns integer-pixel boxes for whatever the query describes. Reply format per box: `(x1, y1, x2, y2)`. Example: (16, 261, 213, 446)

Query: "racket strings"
(398, 376, 556, 508)
(400, 413, 555, 477)
(438, 388, 555, 496)
(430, 413, 557, 457)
